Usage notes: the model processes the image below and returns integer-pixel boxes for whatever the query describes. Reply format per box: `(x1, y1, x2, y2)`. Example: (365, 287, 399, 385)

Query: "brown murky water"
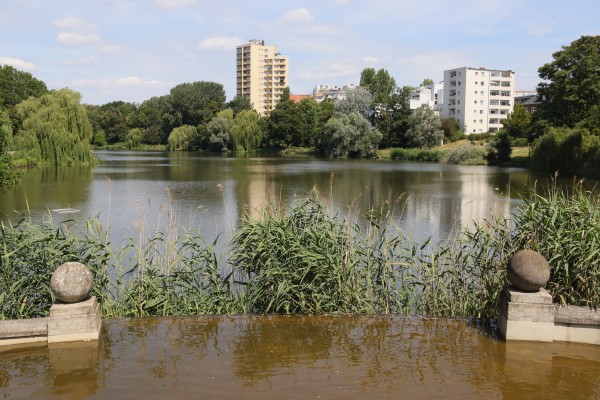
(1, 315, 599, 399)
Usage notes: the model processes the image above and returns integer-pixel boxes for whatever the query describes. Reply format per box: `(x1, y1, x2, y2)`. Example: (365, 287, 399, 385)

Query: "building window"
(479, 119, 483, 124)
(480, 110, 483, 114)
(480, 100, 484, 105)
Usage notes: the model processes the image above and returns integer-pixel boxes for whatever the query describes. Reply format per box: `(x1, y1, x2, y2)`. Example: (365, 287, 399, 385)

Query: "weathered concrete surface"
(498, 284, 555, 342)
(50, 262, 94, 303)
(48, 296, 101, 343)
(0, 318, 48, 347)
(554, 305, 600, 345)
(507, 249, 550, 291)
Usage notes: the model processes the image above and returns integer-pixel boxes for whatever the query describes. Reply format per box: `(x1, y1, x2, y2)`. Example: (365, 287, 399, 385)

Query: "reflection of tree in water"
(97, 316, 220, 382)
(0, 347, 53, 397)
(232, 315, 337, 385)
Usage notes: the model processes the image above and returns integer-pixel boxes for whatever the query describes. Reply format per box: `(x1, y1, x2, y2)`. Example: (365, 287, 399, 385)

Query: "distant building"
(442, 67, 515, 134)
(515, 93, 542, 114)
(312, 84, 357, 102)
(409, 81, 444, 115)
(290, 94, 310, 103)
(236, 39, 288, 115)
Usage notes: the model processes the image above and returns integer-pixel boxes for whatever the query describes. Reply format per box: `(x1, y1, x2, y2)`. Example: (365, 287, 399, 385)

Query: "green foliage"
(536, 35, 600, 134)
(265, 88, 302, 148)
(503, 103, 531, 139)
(441, 144, 488, 165)
(126, 128, 142, 149)
(92, 129, 108, 147)
(375, 86, 413, 148)
(319, 112, 382, 158)
(359, 68, 397, 106)
(227, 95, 253, 116)
(405, 105, 444, 148)
(13, 89, 94, 165)
(169, 81, 226, 127)
(0, 65, 48, 109)
(389, 148, 445, 162)
(2, 185, 600, 319)
(487, 130, 512, 165)
(531, 126, 600, 177)
(167, 125, 196, 151)
(420, 78, 434, 86)
(334, 87, 373, 117)
(231, 110, 264, 153)
(440, 118, 461, 142)
(206, 109, 233, 152)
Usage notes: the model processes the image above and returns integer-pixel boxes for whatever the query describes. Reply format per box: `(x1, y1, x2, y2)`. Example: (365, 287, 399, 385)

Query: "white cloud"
(57, 32, 101, 45)
(0, 56, 35, 70)
(279, 8, 315, 24)
(101, 44, 125, 54)
(155, 0, 197, 10)
(52, 16, 96, 32)
(198, 36, 244, 52)
(362, 56, 378, 63)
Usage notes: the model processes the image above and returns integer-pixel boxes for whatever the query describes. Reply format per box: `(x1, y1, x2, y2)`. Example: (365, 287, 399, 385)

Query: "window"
(479, 119, 483, 124)
(480, 100, 484, 105)
(531, 107, 537, 112)
(474, 101, 477, 104)
(480, 110, 483, 114)
(481, 82, 484, 86)
(480, 91, 484, 95)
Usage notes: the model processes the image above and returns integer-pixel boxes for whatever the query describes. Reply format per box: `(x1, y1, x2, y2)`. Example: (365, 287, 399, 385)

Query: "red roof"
(290, 94, 310, 103)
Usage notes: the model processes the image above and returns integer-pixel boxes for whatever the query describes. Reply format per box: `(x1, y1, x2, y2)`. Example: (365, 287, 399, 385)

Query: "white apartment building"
(409, 82, 444, 115)
(442, 67, 515, 134)
(236, 39, 289, 115)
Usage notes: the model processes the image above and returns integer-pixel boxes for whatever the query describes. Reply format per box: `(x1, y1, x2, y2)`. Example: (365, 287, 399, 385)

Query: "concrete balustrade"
(0, 262, 101, 347)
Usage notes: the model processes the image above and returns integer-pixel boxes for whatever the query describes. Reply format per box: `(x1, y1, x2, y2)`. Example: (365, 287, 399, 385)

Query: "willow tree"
(14, 89, 94, 165)
(231, 110, 263, 153)
(167, 125, 196, 151)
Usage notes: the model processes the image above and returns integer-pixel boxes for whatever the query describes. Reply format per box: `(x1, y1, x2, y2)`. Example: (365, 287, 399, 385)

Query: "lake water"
(1, 315, 599, 399)
(0, 150, 537, 245)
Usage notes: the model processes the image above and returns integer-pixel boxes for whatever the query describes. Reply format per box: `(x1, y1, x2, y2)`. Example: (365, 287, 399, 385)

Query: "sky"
(1, 0, 598, 105)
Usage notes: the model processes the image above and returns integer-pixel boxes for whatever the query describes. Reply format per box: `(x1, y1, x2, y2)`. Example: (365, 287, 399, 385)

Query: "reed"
(1, 182, 598, 320)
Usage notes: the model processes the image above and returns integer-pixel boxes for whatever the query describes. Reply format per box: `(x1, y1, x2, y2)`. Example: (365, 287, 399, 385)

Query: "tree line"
(1, 34, 599, 186)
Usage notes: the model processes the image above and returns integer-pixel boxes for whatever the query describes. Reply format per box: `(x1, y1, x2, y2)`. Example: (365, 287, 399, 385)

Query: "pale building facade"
(442, 67, 515, 134)
(236, 39, 288, 115)
(409, 82, 444, 115)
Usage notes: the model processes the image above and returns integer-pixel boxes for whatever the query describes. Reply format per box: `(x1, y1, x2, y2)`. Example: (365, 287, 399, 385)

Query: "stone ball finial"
(50, 262, 94, 303)
(507, 249, 550, 292)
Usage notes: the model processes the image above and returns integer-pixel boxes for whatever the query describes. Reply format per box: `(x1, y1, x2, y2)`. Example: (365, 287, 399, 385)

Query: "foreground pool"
(1, 315, 599, 399)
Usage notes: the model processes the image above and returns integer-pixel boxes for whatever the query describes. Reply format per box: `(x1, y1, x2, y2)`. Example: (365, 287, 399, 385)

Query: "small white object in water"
(51, 208, 81, 214)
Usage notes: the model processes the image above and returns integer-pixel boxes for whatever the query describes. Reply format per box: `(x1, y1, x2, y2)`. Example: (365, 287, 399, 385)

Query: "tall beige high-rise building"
(236, 39, 288, 115)
(442, 67, 515, 134)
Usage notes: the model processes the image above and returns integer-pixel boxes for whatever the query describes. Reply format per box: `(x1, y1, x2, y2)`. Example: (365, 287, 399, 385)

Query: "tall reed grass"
(1, 181, 598, 320)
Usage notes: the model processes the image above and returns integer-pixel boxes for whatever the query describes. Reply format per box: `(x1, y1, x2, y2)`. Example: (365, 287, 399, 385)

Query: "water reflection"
(0, 151, 570, 244)
(1, 315, 599, 399)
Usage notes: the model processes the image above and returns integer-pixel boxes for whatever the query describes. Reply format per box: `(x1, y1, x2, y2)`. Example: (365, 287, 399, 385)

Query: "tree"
(265, 87, 302, 148)
(231, 110, 264, 152)
(376, 86, 415, 148)
(503, 103, 531, 139)
(421, 78, 434, 86)
(319, 112, 382, 158)
(405, 105, 444, 148)
(206, 109, 233, 152)
(359, 68, 396, 106)
(334, 87, 373, 117)
(487, 130, 512, 165)
(440, 118, 461, 142)
(536, 35, 600, 134)
(13, 89, 93, 165)
(0, 65, 48, 110)
(167, 125, 196, 151)
(0, 109, 20, 186)
(227, 95, 253, 116)
(126, 128, 142, 149)
(168, 81, 226, 127)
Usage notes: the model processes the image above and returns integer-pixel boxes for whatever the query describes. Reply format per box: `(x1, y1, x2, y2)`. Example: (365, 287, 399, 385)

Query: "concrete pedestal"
(498, 284, 555, 342)
(47, 296, 101, 343)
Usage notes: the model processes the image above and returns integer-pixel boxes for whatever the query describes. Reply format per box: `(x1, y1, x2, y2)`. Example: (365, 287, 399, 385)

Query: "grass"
(1, 182, 598, 320)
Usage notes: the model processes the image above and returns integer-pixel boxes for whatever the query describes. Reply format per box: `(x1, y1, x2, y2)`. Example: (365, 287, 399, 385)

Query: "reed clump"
(1, 183, 598, 320)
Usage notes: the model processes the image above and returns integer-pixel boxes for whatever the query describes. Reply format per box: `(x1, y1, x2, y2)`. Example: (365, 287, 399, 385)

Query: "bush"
(389, 148, 445, 162)
(442, 143, 487, 165)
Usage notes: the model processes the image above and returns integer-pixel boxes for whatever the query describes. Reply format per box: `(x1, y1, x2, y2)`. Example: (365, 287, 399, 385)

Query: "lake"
(0, 150, 537, 245)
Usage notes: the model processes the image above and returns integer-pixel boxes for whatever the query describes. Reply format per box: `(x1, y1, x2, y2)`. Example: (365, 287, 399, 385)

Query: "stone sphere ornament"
(50, 262, 94, 303)
(507, 249, 550, 291)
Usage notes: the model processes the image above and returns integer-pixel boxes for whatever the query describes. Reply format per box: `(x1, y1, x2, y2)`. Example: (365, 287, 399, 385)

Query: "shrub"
(442, 143, 487, 165)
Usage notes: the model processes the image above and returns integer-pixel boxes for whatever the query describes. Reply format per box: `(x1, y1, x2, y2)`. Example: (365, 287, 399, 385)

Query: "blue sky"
(1, 0, 598, 105)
